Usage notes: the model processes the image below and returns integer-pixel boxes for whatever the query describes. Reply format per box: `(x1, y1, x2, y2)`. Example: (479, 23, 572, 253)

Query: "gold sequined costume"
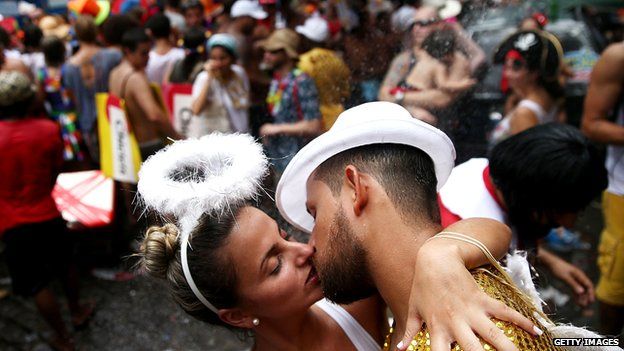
(383, 266, 564, 351)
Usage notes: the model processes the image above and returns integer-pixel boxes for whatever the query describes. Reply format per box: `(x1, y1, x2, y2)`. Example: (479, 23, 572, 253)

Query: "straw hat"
(38, 15, 71, 39)
(257, 29, 299, 58)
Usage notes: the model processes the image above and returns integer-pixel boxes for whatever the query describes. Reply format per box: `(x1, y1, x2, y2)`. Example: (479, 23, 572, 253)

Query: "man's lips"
(306, 263, 319, 285)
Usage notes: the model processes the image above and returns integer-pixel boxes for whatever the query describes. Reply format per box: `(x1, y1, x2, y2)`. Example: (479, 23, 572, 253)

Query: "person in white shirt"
(190, 34, 250, 136)
(145, 13, 185, 84)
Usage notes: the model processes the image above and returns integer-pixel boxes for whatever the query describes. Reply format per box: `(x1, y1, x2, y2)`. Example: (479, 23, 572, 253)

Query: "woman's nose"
(291, 242, 314, 266)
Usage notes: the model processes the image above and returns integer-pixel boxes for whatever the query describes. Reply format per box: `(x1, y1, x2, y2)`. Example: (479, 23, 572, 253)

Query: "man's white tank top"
(606, 98, 624, 195)
(314, 299, 380, 351)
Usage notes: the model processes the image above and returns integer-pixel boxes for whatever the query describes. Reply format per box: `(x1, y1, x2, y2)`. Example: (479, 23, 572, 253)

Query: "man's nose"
(293, 242, 314, 266)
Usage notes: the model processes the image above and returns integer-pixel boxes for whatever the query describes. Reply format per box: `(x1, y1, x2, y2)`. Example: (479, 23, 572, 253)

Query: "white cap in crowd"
(295, 14, 330, 43)
(230, 0, 268, 20)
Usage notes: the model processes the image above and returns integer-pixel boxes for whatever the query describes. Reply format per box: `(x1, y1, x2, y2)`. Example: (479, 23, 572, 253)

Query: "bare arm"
(449, 22, 486, 75)
(259, 118, 322, 138)
(509, 107, 539, 135)
(379, 52, 410, 102)
(581, 43, 624, 145)
(440, 217, 511, 265)
(380, 51, 456, 109)
(434, 53, 477, 93)
(537, 247, 594, 307)
(191, 74, 213, 115)
(131, 76, 182, 140)
(434, 63, 477, 93)
(398, 218, 539, 351)
(403, 89, 454, 109)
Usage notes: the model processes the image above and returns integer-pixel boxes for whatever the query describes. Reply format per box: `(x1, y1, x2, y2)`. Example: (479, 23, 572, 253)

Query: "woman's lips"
(306, 263, 319, 286)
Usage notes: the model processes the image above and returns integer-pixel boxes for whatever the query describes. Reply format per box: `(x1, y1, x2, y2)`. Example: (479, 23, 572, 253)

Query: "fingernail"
(396, 341, 405, 350)
(533, 326, 543, 336)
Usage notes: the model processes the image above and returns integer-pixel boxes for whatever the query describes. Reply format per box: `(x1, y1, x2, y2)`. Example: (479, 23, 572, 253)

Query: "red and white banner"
(162, 83, 194, 137)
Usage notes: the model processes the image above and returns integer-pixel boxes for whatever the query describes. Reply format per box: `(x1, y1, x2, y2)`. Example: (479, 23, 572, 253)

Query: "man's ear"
(218, 308, 255, 329)
(344, 165, 369, 216)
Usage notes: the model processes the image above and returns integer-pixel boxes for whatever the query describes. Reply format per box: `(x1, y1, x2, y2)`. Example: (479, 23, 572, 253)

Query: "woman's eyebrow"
(260, 243, 279, 273)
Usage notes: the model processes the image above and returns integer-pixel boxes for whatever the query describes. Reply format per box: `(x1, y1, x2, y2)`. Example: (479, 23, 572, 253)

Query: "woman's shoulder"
(231, 64, 248, 77)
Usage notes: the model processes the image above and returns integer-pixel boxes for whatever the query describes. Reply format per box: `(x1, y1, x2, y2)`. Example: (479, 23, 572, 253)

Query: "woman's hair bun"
(138, 223, 181, 279)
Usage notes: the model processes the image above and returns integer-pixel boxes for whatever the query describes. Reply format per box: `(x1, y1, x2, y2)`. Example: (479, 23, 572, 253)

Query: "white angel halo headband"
(138, 133, 269, 314)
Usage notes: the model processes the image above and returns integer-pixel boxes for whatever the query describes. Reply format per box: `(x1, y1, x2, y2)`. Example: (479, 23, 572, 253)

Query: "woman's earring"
(252, 318, 260, 326)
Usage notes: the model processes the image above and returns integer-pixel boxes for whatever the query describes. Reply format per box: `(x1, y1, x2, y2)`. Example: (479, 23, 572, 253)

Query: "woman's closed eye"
(271, 255, 283, 275)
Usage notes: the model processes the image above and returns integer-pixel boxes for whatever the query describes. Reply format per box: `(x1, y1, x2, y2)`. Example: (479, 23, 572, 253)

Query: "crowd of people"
(1, 0, 623, 350)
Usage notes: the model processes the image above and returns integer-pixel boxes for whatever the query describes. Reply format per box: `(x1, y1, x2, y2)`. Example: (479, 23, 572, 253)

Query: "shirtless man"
(379, 6, 484, 127)
(582, 41, 624, 339)
(402, 28, 475, 124)
(109, 28, 181, 160)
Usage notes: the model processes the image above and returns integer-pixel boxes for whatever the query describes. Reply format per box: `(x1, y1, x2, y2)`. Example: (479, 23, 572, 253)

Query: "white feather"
(504, 251, 544, 312)
(503, 252, 622, 351)
(137, 133, 269, 235)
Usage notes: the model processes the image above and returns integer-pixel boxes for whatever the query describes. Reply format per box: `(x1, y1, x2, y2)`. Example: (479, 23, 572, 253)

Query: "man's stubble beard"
(315, 206, 377, 305)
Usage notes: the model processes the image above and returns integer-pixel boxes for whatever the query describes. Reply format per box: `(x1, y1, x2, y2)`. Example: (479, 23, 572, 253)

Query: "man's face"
(305, 177, 377, 304)
(411, 8, 441, 47)
(126, 42, 151, 70)
(185, 7, 203, 28)
(262, 49, 288, 70)
(235, 16, 256, 35)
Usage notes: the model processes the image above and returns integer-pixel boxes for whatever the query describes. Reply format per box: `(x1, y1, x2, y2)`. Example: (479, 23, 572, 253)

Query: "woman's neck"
(525, 86, 553, 108)
(253, 305, 332, 351)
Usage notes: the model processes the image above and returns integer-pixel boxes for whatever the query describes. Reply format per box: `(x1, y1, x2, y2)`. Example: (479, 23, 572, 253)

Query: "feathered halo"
(138, 133, 269, 232)
(137, 133, 269, 313)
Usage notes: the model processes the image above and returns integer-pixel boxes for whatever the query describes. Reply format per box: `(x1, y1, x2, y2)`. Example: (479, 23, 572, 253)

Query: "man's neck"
(121, 59, 140, 73)
(154, 38, 173, 54)
(275, 61, 295, 78)
(364, 213, 442, 333)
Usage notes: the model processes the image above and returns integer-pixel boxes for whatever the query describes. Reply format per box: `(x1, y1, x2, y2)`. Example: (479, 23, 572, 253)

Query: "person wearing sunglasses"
(490, 30, 565, 144)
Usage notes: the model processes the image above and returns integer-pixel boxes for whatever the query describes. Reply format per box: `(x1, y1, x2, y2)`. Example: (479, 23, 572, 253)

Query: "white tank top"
(490, 99, 558, 143)
(606, 100, 624, 195)
(314, 299, 380, 351)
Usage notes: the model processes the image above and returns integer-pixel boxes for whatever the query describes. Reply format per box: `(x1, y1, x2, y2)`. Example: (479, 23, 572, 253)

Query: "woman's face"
(209, 46, 234, 72)
(225, 207, 323, 320)
(504, 56, 536, 90)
